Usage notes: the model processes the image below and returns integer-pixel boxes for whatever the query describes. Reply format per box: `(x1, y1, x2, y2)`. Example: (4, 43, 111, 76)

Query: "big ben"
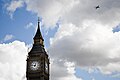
(26, 18, 50, 80)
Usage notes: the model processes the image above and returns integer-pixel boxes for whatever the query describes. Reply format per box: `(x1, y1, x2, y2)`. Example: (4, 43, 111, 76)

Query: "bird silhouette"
(95, 5, 100, 9)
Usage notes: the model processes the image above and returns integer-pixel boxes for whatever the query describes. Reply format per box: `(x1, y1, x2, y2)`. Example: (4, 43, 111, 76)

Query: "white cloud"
(0, 41, 27, 80)
(25, 22, 34, 29)
(3, 34, 14, 42)
(0, 41, 81, 80)
(98, 62, 120, 74)
(5, 0, 79, 27)
(5, 0, 120, 27)
(50, 59, 82, 80)
(49, 20, 120, 74)
(5, 0, 24, 18)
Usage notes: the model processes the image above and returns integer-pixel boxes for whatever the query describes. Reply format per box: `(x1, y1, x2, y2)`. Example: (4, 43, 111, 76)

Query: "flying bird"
(95, 5, 100, 9)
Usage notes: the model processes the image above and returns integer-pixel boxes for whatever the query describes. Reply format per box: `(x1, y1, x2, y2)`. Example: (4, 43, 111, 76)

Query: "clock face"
(45, 61, 48, 72)
(30, 61, 40, 71)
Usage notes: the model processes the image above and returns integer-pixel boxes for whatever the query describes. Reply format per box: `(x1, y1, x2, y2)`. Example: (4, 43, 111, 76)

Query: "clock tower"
(26, 18, 50, 80)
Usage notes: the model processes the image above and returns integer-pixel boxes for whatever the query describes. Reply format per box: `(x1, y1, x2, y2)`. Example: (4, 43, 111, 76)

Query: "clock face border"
(30, 61, 40, 71)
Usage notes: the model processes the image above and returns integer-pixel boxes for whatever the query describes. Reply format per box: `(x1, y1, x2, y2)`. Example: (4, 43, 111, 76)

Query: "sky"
(0, 0, 120, 80)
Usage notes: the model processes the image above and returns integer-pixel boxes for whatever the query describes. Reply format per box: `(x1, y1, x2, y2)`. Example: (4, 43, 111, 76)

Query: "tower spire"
(33, 17, 44, 45)
(26, 18, 50, 80)
(38, 17, 40, 29)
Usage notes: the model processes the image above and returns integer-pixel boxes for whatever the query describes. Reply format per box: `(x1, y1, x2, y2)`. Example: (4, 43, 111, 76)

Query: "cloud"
(5, 0, 79, 27)
(112, 73, 120, 78)
(50, 59, 82, 80)
(49, 20, 120, 74)
(5, 0, 24, 18)
(0, 41, 27, 80)
(3, 34, 14, 42)
(25, 22, 34, 29)
(24, 0, 80, 27)
(5, 0, 120, 27)
(0, 41, 81, 80)
(92, 78, 95, 80)
(62, 0, 120, 26)
(98, 62, 120, 74)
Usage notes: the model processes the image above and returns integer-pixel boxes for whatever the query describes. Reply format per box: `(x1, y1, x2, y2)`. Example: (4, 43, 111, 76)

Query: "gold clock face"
(30, 61, 40, 71)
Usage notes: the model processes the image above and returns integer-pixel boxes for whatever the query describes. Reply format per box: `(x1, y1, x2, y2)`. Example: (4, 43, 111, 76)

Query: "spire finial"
(38, 17, 40, 23)
(38, 17, 40, 29)
(38, 17, 42, 29)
